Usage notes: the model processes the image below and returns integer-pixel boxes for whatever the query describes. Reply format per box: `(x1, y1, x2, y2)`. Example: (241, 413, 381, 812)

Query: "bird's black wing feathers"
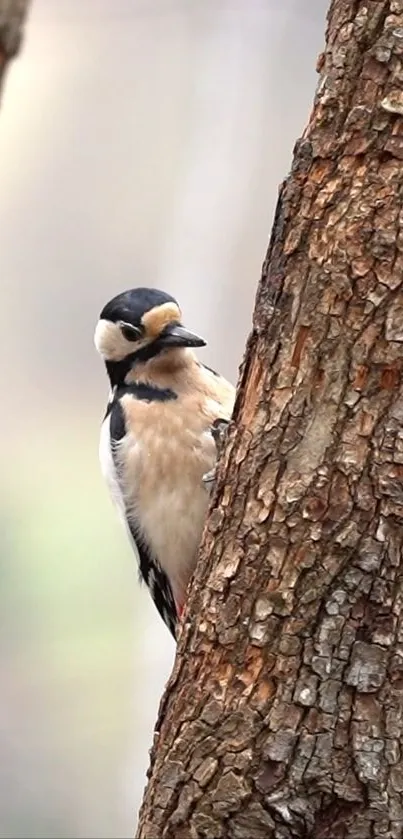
(131, 528, 178, 639)
(107, 396, 126, 441)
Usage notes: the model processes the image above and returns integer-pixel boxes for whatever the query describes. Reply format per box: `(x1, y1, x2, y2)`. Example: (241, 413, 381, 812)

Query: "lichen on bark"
(137, 2, 403, 838)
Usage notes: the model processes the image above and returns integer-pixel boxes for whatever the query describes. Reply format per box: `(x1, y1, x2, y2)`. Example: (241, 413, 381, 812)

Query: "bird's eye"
(119, 322, 143, 342)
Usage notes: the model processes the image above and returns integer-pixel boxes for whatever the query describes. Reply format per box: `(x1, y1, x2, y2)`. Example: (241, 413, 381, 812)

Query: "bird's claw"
(202, 418, 230, 488)
(211, 418, 230, 456)
(202, 467, 216, 486)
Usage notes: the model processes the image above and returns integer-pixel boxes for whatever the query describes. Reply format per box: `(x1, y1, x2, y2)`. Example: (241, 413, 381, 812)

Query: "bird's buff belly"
(120, 417, 217, 605)
(133, 479, 210, 605)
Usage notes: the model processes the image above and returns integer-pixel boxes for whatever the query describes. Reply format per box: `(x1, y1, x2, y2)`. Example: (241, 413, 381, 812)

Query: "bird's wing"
(99, 398, 177, 638)
(200, 363, 235, 420)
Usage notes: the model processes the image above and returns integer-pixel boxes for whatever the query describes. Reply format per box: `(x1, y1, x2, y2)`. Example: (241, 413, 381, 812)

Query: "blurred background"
(0, 1, 327, 836)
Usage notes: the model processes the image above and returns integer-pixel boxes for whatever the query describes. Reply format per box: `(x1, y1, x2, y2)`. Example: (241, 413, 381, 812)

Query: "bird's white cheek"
(94, 318, 132, 361)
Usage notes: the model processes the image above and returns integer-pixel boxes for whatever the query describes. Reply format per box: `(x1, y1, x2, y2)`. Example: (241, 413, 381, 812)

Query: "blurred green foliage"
(0, 430, 145, 837)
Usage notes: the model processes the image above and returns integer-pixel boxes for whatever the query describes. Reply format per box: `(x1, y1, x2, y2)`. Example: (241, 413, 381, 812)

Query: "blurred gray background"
(0, 1, 326, 836)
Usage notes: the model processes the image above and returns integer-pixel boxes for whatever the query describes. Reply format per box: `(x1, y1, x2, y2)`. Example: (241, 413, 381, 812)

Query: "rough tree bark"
(0, 0, 31, 97)
(137, 2, 403, 838)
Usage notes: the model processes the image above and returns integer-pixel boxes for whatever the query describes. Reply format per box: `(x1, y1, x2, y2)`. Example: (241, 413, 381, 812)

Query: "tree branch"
(0, 0, 31, 95)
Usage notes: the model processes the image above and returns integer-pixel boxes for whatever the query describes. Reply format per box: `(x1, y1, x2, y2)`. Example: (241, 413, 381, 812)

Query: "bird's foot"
(202, 418, 230, 488)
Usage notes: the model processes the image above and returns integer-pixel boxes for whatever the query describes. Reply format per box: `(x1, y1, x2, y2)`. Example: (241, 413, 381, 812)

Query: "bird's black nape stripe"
(105, 381, 177, 419)
(126, 381, 177, 402)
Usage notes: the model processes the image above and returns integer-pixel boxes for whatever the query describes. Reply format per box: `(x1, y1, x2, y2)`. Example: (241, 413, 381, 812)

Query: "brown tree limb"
(137, 1, 403, 837)
(0, 0, 31, 96)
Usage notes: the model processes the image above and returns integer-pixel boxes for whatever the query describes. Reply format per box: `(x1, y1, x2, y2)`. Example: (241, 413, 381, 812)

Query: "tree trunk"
(137, 2, 403, 837)
(0, 0, 31, 96)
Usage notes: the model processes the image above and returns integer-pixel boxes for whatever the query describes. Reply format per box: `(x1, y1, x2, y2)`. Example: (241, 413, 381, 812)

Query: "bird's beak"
(161, 323, 206, 349)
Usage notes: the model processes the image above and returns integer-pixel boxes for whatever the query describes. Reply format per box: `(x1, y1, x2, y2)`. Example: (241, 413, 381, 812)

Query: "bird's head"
(94, 287, 206, 386)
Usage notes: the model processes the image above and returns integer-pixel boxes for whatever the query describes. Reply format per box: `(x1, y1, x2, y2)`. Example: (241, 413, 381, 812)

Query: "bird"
(94, 287, 235, 639)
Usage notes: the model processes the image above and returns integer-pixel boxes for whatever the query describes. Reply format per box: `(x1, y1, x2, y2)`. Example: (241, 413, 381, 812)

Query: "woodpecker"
(94, 287, 235, 639)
